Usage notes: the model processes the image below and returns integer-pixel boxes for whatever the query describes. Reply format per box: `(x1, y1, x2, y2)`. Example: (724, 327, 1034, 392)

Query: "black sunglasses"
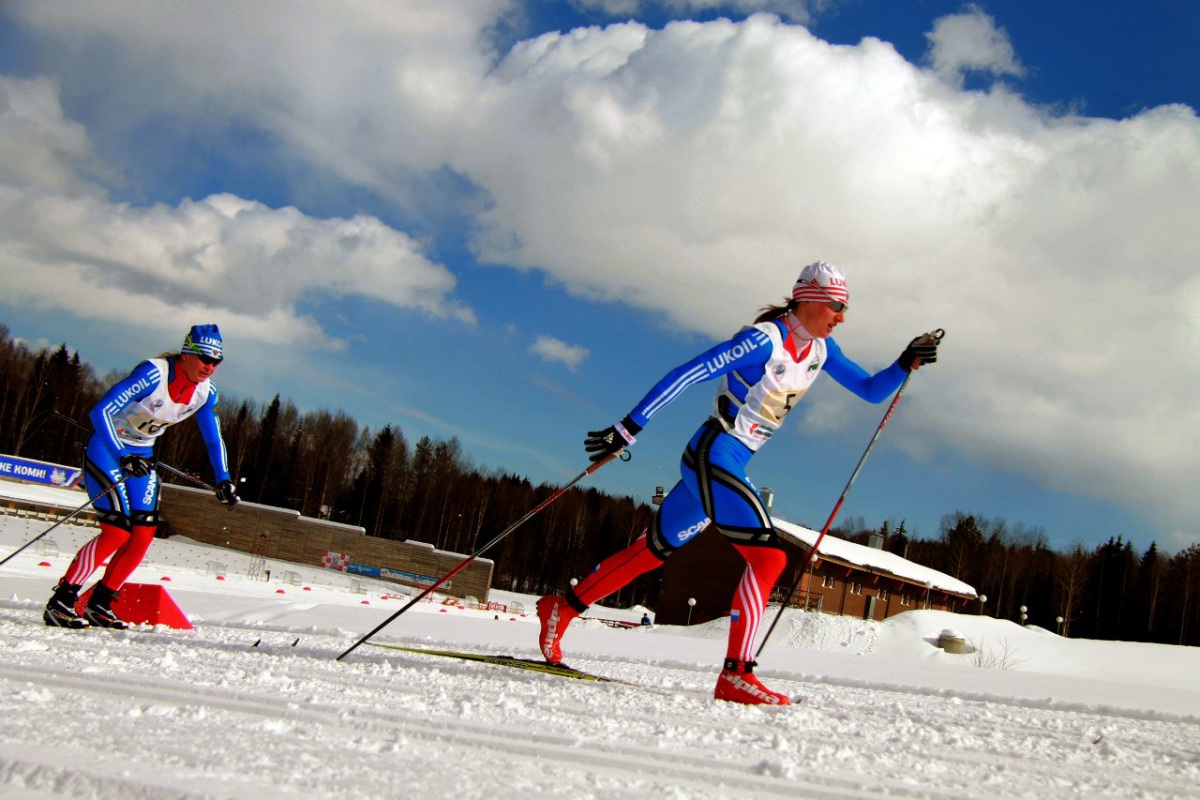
(196, 354, 223, 366)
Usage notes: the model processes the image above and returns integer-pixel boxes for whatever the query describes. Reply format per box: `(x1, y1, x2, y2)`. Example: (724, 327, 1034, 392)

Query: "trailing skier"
(43, 324, 239, 629)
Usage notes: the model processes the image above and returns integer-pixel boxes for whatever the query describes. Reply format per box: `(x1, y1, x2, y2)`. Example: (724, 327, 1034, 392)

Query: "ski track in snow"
(2, 610, 1198, 800)
(3, 517, 1200, 799)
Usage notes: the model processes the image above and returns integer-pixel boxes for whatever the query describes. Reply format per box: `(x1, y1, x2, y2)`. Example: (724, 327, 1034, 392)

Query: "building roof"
(774, 518, 977, 598)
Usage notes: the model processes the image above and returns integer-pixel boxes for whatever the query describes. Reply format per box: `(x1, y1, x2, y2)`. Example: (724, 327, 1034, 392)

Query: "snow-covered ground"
(2, 513, 1199, 799)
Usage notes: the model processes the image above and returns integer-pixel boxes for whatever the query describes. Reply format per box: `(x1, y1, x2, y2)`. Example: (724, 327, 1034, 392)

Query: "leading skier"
(536, 262, 939, 705)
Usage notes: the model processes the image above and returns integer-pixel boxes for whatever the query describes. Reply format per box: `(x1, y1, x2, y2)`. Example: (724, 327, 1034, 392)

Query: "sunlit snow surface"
(2, 515, 1199, 799)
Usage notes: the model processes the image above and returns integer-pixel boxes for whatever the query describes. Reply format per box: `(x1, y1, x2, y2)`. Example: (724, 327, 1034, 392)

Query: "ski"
(369, 643, 630, 684)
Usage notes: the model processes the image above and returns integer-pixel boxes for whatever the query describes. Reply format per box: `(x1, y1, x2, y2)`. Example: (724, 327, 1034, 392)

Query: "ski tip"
(252, 638, 261, 648)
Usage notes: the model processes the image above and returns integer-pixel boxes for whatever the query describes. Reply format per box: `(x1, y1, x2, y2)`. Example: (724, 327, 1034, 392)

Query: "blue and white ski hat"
(792, 261, 849, 305)
(182, 324, 223, 361)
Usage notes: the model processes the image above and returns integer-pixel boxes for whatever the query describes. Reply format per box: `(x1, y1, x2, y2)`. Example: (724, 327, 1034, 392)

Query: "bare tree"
(1053, 543, 1088, 637)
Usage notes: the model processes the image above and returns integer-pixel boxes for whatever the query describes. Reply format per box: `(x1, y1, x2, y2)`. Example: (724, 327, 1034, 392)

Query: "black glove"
(119, 454, 155, 478)
(584, 415, 642, 463)
(898, 332, 940, 373)
(215, 479, 239, 507)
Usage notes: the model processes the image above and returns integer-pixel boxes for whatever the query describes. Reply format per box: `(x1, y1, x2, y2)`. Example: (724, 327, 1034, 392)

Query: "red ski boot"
(714, 659, 791, 706)
(536, 595, 580, 664)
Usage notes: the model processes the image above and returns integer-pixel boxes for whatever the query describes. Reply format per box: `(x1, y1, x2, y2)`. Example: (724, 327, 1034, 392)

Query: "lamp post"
(801, 553, 818, 611)
(1019, 605, 1028, 626)
(1056, 615, 1064, 636)
(978, 594, 987, 616)
(687, 597, 696, 626)
(924, 580, 933, 610)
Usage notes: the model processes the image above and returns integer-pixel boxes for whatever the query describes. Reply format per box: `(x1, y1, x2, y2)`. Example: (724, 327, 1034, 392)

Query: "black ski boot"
(84, 583, 128, 630)
(44, 582, 89, 628)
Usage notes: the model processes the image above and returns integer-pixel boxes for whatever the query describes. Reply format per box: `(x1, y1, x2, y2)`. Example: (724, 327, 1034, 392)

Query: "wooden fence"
(159, 484, 492, 600)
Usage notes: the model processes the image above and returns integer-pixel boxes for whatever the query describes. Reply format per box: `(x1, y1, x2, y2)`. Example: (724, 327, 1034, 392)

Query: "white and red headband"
(791, 261, 849, 305)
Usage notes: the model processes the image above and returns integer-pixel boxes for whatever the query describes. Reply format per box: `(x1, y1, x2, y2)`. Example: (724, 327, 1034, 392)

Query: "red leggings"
(726, 544, 787, 662)
(572, 535, 787, 662)
(62, 522, 156, 591)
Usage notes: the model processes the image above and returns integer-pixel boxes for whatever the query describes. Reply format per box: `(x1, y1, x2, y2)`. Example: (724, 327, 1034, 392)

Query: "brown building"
(656, 517, 977, 626)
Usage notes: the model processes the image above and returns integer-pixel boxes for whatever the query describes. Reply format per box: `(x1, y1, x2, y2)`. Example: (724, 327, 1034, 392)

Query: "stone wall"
(159, 484, 492, 601)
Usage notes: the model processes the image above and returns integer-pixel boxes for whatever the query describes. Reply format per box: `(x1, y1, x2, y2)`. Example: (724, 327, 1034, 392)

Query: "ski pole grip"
(585, 449, 625, 475)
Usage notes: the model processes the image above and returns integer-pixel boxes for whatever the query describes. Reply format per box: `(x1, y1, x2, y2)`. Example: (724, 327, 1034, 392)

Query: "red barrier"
(76, 582, 193, 630)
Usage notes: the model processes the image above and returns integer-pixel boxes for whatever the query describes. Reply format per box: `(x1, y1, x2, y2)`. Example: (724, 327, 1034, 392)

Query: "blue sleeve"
(195, 386, 231, 483)
(823, 337, 908, 403)
(88, 360, 160, 457)
(627, 326, 772, 427)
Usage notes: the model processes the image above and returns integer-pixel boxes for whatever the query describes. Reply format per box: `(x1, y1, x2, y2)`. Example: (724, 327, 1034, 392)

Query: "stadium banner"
(323, 551, 445, 590)
(0, 455, 83, 488)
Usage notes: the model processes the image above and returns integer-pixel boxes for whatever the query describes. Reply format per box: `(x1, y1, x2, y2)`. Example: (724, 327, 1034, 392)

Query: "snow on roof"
(774, 517, 977, 598)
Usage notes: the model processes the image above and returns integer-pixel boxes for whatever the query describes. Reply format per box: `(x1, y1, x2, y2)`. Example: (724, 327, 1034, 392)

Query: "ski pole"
(755, 329, 944, 658)
(0, 475, 131, 568)
(336, 451, 626, 661)
(54, 413, 214, 489)
(155, 461, 214, 491)
(52, 409, 90, 434)
(55, 412, 230, 507)
(153, 462, 241, 512)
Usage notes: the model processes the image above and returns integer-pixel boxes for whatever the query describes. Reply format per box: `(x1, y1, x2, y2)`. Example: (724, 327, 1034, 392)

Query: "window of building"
(821, 574, 835, 589)
(878, 588, 890, 602)
(900, 593, 912, 607)
(849, 581, 863, 596)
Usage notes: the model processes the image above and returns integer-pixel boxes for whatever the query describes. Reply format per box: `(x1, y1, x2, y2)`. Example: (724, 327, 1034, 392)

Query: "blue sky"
(1, 1, 1197, 556)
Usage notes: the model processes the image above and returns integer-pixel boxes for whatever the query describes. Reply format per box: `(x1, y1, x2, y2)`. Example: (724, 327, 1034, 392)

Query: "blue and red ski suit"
(567, 317, 907, 662)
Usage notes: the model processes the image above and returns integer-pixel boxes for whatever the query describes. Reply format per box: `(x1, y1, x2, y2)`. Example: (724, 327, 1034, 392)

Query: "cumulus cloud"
(3, 0, 506, 207)
(572, 0, 820, 24)
(530, 335, 590, 370)
(925, 4, 1025, 85)
(460, 15, 1198, 535)
(5, 3, 1199, 538)
(0, 75, 473, 350)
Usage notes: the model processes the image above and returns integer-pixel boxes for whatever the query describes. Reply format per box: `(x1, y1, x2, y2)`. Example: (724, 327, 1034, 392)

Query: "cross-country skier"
(536, 262, 939, 705)
(43, 324, 239, 629)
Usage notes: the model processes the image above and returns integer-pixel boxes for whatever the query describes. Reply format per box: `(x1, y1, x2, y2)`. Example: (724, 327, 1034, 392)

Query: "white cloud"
(530, 335, 590, 370)
(0, 75, 474, 352)
(571, 0, 642, 15)
(0, 75, 93, 192)
(572, 0, 820, 24)
(462, 14, 1200, 536)
(4, 0, 509, 213)
(924, 4, 1025, 85)
(5, 4, 1200, 537)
